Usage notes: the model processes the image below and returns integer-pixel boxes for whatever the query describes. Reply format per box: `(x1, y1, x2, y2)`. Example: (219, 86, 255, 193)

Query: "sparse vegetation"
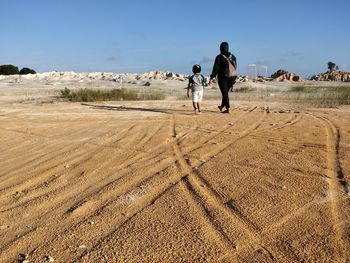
(60, 88, 165, 102)
(213, 84, 350, 107)
(233, 86, 256, 93)
(288, 85, 350, 107)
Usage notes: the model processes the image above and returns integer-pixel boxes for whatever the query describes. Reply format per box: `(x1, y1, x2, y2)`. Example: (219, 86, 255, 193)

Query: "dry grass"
(286, 85, 350, 107)
(60, 87, 165, 102)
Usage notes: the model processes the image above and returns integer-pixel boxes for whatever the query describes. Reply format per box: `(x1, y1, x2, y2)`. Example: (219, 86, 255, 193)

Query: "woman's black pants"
(218, 78, 230, 109)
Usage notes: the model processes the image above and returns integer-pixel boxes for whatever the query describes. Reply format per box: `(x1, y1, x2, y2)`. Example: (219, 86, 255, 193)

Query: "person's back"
(189, 73, 205, 92)
(187, 64, 206, 114)
(211, 42, 237, 80)
(209, 42, 237, 113)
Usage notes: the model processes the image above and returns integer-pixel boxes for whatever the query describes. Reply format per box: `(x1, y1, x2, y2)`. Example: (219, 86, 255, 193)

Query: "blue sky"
(1, 0, 349, 77)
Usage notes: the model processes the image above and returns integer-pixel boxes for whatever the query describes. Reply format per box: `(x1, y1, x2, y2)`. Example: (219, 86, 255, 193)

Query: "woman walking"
(209, 42, 237, 113)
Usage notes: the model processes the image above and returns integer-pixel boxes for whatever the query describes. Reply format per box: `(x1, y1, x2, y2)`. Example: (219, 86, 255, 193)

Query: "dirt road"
(0, 101, 349, 262)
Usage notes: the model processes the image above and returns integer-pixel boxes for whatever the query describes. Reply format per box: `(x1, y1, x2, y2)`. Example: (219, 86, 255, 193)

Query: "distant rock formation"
(0, 71, 190, 83)
(135, 71, 187, 81)
(311, 70, 350, 82)
(272, 72, 303, 82)
(236, 73, 303, 83)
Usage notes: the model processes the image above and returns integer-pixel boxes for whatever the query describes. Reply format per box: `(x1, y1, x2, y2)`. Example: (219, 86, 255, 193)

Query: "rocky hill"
(312, 70, 350, 81)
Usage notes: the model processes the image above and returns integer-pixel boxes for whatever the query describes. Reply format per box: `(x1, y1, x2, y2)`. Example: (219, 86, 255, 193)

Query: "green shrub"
(60, 87, 71, 97)
(20, 67, 36, 75)
(0, 64, 19, 75)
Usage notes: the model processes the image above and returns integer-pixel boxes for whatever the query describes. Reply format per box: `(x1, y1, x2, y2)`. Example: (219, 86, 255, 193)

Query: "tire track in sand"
(71, 108, 264, 261)
(5, 108, 268, 261)
(0, 124, 140, 208)
(173, 110, 279, 261)
(0, 123, 169, 214)
(314, 114, 350, 261)
(0, 122, 178, 258)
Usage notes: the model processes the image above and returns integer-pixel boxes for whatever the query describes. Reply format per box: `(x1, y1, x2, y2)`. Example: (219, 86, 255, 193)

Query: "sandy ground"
(1, 80, 350, 262)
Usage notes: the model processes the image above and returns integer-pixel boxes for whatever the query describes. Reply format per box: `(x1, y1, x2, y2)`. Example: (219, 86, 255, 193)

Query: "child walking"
(187, 64, 206, 114)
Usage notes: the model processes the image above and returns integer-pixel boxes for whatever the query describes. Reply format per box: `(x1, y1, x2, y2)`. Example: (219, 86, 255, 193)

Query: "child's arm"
(187, 75, 192, 98)
(201, 75, 208, 87)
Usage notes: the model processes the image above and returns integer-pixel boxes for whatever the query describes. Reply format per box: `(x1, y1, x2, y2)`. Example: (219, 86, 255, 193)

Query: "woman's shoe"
(222, 109, 230, 113)
(218, 106, 223, 112)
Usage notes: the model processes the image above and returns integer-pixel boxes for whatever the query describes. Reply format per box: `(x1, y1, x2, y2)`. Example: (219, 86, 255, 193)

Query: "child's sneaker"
(198, 110, 202, 114)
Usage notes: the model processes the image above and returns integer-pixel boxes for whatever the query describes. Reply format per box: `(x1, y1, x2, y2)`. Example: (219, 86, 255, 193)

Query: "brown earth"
(1, 100, 350, 262)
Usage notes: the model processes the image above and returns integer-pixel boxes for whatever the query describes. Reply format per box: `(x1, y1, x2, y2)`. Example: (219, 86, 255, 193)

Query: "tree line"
(0, 64, 36, 75)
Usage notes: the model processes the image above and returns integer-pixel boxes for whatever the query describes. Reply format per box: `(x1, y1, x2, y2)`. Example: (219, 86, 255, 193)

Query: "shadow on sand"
(81, 103, 196, 116)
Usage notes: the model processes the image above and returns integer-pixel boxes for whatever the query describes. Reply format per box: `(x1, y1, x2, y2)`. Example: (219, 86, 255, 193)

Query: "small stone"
(200, 160, 206, 163)
(45, 255, 54, 262)
(79, 245, 87, 249)
(64, 165, 70, 168)
(90, 221, 95, 225)
(20, 253, 29, 260)
(282, 185, 287, 189)
(229, 123, 234, 126)
(0, 225, 10, 230)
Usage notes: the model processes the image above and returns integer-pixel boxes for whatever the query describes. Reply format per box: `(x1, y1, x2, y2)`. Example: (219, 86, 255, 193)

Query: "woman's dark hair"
(192, 64, 201, 73)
